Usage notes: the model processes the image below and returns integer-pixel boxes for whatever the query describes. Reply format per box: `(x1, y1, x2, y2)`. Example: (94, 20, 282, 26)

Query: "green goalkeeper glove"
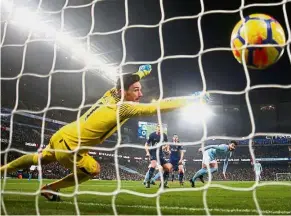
(134, 64, 152, 79)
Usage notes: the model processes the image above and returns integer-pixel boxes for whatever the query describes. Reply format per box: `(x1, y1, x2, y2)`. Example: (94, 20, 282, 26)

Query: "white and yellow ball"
(231, 14, 286, 69)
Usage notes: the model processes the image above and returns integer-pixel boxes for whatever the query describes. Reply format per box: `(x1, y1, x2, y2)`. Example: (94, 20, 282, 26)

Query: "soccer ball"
(231, 14, 286, 69)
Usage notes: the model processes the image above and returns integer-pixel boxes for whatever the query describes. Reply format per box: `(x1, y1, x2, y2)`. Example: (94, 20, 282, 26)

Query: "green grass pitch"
(1, 179, 290, 215)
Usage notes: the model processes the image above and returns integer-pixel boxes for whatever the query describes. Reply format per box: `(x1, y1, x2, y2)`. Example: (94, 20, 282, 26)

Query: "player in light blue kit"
(190, 141, 238, 187)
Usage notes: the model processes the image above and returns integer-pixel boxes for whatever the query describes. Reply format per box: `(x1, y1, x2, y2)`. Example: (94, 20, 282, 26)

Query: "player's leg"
(40, 136, 100, 201)
(160, 161, 172, 188)
(41, 151, 100, 201)
(145, 154, 157, 188)
(151, 165, 163, 184)
(190, 151, 209, 187)
(143, 164, 151, 185)
(201, 161, 218, 181)
(178, 164, 184, 185)
(148, 160, 157, 180)
(28, 171, 32, 181)
(255, 171, 261, 182)
(190, 166, 207, 187)
(0, 153, 36, 175)
(170, 160, 179, 183)
(144, 164, 158, 185)
(42, 172, 90, 192)
(41, 171, 91, 201)
(151, 171, 161, 184)
(190, 152, 217, 187)
(145, 160, 156, 188)
(171, 171, 175, 182)
(0, 142, 56, 176)
(143, 170, 150, 184)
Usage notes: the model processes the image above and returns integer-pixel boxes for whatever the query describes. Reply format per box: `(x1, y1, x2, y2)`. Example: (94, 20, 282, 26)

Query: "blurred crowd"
(2, 119, 291, 159)
(2, 151, 291, 182)
(1, 114, 291, 183)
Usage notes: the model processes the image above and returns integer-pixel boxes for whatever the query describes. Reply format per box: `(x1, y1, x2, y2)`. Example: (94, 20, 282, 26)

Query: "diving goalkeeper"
(0, 65, 209, 201)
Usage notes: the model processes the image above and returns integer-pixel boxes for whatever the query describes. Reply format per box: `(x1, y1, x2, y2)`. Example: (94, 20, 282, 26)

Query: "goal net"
(1, 0, 291, 215)
(276, 173, 291, 181)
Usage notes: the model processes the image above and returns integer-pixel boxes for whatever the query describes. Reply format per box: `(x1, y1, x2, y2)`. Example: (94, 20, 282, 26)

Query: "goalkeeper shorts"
(41, 131, 99, 176)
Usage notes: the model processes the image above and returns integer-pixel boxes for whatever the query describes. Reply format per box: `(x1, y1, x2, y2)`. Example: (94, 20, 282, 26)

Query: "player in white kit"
(253, 160, 262, 182)
(29, 165, 40, 181)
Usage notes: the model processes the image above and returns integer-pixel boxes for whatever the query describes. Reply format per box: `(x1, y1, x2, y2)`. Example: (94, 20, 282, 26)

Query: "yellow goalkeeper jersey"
(59, 88, 198, 152)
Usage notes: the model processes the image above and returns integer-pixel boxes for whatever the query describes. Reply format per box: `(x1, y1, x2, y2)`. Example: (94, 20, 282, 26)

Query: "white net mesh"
(1, 0, 291, 215)
(276, 173, 291, 181)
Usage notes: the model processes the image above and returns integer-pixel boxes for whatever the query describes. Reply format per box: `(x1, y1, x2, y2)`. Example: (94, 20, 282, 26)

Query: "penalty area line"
(62, 201, 291, 215)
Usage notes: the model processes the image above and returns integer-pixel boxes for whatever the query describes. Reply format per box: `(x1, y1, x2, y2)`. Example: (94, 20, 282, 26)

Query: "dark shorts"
(170, 158, 180, 171)
(150, 151, 167, 165)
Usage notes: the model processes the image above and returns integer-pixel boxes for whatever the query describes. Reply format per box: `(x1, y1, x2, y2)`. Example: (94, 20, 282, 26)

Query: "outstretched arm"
(119, 94, 207, 118)
(145, 134, 153, 157)
(117, 64, 210, 117)
(145, 142, 150, 157)
(223, 156, 229, 175)
(222, 153, 231, 179)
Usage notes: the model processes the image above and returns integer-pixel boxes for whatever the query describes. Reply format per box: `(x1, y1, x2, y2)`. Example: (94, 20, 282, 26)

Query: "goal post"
(276, 173, 291, 181)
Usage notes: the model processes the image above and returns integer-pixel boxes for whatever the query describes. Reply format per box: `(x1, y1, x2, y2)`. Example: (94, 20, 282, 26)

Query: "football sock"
(192, 168, 207, 182)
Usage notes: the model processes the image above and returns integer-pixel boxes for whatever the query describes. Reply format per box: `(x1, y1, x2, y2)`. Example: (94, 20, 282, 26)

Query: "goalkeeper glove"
(193, 91, 211, 104)
(134, 64, 152, 79)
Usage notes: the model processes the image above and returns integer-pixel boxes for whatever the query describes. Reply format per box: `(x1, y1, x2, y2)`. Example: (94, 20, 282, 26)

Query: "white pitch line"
(62, 201, 291, 215)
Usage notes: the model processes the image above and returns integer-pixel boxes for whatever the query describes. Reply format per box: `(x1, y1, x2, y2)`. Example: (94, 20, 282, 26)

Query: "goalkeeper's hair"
(116, 73, 140, 91)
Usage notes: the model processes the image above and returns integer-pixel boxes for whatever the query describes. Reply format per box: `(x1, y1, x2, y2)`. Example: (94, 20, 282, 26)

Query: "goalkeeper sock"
(0, 154, 38, 175)
(47, 172, 90, 191)
(192, 168, 207, 182)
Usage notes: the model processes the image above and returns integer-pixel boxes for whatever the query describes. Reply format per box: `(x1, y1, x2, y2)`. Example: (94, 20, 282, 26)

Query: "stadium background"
(1, 0, 291, 215)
